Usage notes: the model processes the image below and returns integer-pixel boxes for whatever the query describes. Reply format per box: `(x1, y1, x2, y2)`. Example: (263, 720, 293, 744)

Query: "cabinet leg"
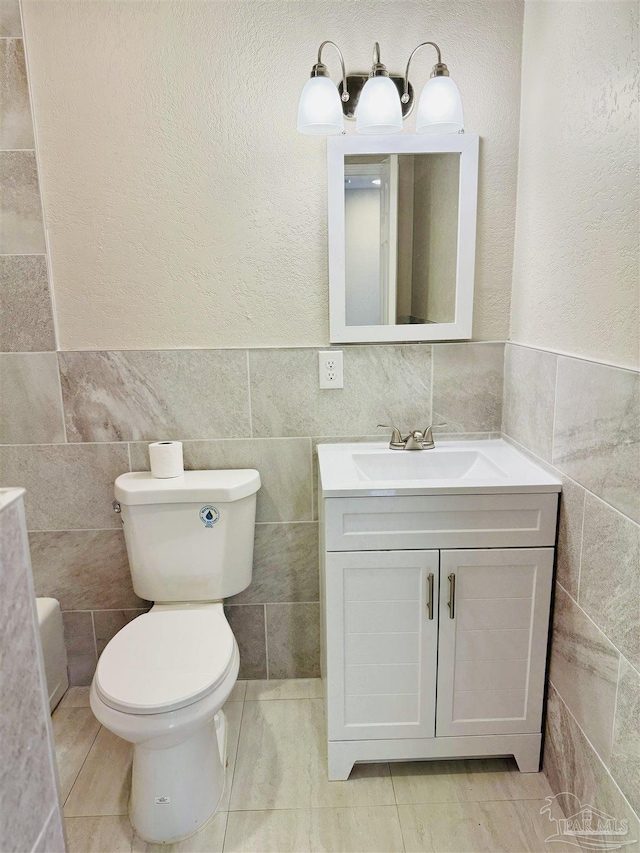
(514, 737, 542, 773)
(328, 744, 354, 781)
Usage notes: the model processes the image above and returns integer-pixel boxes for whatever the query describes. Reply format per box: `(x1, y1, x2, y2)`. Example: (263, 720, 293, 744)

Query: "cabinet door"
(436, 548, 553, 737)
(326, 550, 439, 741)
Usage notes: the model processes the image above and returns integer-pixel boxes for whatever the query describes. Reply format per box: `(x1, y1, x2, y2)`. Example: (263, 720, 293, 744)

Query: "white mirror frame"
(327, 133, 479, 343)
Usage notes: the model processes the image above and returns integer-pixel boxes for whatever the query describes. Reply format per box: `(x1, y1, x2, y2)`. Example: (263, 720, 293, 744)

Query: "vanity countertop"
(317, 439, 562, 498)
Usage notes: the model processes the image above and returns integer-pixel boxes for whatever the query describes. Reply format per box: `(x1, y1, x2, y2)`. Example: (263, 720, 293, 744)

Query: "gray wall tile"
(580, 494, 640, 671)
(553, 358, 639, 523)
(94, 609, 147, 656)
(224, 604, 267, 679)
(432, 343, 504, 432)
(249, 346, 431, 438)
(0, 256, 55, 351)
(502, 344, 557, 461)
(62, 611, 96, 687)
(312, 434, 381, 521)
(29, 529, 147, 611)
(0, 353, 65, 444)
(0, 443, 130, 530)
(59, 349, 251, 442)
(610, 657, 640, 816)
(0, 0, 22, 35)
(228, 522, 319, 605)
(0, 151, 45, 253)
(549, 584, 619, 764)
(130, 437, 312, 522)
(266, 602, 320, 679)
(0, 39, 34, 149)
(556, 476, 585, 599)
(544, 683, 640, 847)
(0, 497, 61, 853)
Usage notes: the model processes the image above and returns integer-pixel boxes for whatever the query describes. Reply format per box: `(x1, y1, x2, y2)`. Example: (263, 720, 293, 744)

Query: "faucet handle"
(377, 424, 405, 449)
(423, 422, 447, 437)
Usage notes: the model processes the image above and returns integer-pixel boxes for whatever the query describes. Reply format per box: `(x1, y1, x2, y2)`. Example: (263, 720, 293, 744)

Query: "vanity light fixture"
(355, 43, 403, 134)
(297, 40, 464, 136)
(297, 41, 350, 135)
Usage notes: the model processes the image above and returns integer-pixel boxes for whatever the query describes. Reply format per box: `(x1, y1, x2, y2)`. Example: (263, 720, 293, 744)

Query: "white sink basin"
(317, 439, 562, 497)
(352, 448, 508, 482)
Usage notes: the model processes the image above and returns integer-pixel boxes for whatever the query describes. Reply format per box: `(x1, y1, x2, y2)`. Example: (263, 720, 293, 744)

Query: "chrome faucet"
(377, 423, 446, 451)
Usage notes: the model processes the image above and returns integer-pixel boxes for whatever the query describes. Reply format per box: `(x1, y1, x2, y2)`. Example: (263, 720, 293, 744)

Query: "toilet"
(90, 468, 261, 844)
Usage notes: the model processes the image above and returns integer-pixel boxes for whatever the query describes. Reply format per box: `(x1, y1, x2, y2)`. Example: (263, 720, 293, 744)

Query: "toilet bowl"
(92, 469, 260, 844)
(91, 603, 238, 844)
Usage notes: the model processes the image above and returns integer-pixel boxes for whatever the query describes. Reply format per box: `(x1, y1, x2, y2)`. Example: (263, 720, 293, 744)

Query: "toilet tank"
(115, 470, 261, 603)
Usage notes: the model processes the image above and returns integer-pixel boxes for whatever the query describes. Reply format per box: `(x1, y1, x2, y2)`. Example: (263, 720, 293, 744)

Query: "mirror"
(327, 135, 479, 343)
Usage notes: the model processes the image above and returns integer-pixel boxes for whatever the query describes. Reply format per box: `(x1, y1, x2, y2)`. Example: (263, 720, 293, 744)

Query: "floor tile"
(65, 815, 134, 853)
(64, 728, 132, 816)
(224, 805, 404, 852)
(132, 812, 227, 852)
(245, 678, 323, 701)
(226, 681, 246, 703)
(230, 698, 394, 810)
(219, 702, 243, 812)
(52, 708, 101, 802)
(398, 798, 575, 853)
(391, 758, 552, 805)
(57, 686, 91, 709)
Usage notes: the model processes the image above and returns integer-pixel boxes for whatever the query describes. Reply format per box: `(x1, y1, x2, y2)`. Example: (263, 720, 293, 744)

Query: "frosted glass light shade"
(356, 76, 402, 134)
(416, 75, 464, 134)
(297, 76, 344, 135)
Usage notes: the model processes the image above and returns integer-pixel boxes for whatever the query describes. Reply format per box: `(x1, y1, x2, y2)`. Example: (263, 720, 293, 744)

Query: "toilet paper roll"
(149, 441, 184, 478)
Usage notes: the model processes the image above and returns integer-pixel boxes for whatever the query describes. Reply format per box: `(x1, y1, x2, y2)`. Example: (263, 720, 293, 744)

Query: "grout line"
(548, 681, 639, 823)
(90, 611, 98, 661)
(246, 350, 253, 438)
(501, 432, 640, 526)
(395, 802, 407, 853)
(57, 718, 102, 809)
(576, 488, 587, 602)
(263, 604, 269, 680)
(30, 806, 57, 852)
(0, 252, 46, 256)
(126, 441, 132, 472)
(550, 356, 559, 462)
(610, 655, 622, 762)
(554, 580, 638, 678)
(309, 438, 316, 522)
(505, 341, 640, 375)
(430, 345, 435, 422)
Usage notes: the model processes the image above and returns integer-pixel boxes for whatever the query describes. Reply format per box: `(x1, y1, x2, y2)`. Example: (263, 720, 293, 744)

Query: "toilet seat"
(95, 609, 234, 715)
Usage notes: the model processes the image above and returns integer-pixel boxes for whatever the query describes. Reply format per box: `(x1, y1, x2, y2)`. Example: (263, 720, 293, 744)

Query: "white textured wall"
(511, 1, 639, 369)
(21, 0, 523, 350)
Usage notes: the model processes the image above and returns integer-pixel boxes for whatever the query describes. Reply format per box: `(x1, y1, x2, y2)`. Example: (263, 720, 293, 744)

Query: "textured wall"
(20, 0, 523, 350)
(511, 1, 639, 368)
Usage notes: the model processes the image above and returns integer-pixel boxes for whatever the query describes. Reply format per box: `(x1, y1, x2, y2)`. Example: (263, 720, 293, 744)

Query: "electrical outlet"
(319, 351, 343, 389)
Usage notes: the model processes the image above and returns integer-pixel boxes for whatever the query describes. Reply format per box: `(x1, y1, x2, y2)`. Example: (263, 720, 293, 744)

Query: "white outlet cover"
(319, 351, 343, 389)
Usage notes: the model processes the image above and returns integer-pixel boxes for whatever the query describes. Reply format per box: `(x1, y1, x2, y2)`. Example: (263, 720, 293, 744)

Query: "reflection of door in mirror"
(344, 153, 460, 327)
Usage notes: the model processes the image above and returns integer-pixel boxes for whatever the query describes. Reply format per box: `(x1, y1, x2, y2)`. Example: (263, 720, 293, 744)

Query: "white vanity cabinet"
(317, 441, 561, 782)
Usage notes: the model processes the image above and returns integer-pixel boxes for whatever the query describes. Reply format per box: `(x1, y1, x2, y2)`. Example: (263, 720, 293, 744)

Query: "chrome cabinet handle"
(427, 572, 434, 620)
(448, 572, 456, 619)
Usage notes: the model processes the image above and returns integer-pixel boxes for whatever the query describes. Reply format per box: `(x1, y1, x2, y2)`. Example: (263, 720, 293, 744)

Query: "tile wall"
(0, 338, 504, 685)
(0, 490, 65, 853)
(502, 341, 640, 842)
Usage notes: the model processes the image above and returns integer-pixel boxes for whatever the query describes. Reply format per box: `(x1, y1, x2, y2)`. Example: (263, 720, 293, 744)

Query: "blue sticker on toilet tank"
(199, 505, 220, 527)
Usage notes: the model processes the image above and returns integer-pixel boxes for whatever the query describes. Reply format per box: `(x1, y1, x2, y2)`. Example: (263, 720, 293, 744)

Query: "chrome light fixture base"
(339, 76, 414, 120)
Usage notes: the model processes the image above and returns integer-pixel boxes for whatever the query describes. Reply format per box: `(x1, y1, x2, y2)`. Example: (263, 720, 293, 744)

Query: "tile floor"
(53, 680, 572, 853)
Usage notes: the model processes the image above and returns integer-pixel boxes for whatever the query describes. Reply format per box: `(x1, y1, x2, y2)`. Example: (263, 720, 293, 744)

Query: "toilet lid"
(95, 609, 235, 715)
